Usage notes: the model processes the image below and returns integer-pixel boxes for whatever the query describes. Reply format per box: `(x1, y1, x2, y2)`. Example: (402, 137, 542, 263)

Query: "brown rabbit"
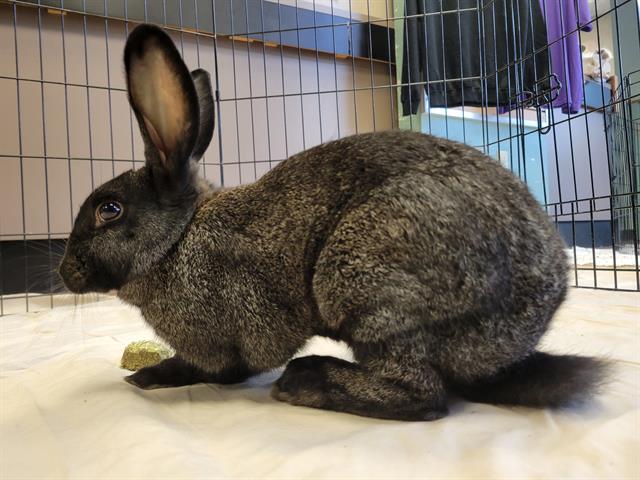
(59, 24, 607, 421)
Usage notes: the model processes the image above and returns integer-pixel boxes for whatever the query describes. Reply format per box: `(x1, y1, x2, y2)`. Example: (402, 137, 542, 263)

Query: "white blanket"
(1, 289, 638, 479)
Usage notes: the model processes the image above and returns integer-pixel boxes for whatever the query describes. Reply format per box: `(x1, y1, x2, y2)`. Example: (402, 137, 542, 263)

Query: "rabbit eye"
(97, 201, 123, 224)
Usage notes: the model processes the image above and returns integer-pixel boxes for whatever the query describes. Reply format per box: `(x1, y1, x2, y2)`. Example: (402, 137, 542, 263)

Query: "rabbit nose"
(58, 255, 87, 293)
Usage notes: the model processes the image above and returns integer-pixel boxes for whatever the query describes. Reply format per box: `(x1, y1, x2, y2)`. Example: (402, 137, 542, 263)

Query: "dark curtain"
(401, 0, 550, 115)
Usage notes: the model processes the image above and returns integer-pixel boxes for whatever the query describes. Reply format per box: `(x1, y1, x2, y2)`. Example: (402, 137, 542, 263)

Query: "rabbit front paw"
(123, 355, 208, 390)
(124, 367, 169, 390)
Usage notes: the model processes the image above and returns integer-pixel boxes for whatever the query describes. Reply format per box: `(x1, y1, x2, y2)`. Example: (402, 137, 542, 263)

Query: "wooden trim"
(5, 0, 395, 64)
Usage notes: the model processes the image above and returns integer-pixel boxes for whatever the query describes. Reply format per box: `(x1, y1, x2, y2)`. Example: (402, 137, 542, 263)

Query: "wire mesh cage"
(606, 69, 640, 256)
(0, 0, 639, 315)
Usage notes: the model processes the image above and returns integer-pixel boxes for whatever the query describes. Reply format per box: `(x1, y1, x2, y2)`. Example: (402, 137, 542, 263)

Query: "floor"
(0, 286, 638, 479)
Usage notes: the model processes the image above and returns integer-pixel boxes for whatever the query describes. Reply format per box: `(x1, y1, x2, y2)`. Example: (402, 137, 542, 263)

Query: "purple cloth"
(540, 0, 592, 114)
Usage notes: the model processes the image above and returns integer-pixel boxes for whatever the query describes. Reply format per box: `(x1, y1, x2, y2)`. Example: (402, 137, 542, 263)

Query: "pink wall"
(0, 4, 396, 240)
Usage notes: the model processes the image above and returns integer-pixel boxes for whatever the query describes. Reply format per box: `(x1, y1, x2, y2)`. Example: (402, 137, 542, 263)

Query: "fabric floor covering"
(1, 288, 638, 479)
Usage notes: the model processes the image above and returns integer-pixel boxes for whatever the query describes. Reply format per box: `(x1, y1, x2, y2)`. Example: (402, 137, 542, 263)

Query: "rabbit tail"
(451, 352, 610, 408)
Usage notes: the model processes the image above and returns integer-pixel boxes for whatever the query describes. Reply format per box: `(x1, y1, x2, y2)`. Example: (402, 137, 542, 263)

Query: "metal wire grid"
(0, 0, 638, 316)
(607, 70, 640, 255)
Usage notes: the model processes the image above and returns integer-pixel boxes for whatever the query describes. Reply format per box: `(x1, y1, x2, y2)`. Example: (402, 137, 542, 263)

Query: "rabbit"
(582, 46, 613, 82)
(59, 24, 608, 421)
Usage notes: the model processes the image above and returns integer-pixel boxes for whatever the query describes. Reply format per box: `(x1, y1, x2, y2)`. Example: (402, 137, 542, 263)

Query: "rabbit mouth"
(59, 254, 124, 293)
(58, 254, 90, 293)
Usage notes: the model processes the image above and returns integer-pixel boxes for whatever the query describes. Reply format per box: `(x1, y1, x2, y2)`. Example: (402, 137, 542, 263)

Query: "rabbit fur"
(59, 24, 607, 421)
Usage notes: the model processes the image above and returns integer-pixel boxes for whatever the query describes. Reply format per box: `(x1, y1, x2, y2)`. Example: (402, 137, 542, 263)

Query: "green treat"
(121, 340, 173, 371)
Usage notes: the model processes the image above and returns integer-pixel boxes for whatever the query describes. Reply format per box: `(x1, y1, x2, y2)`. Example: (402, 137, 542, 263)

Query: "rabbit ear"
(190, 69, 215, 161)
(124, 24, 200, 190)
